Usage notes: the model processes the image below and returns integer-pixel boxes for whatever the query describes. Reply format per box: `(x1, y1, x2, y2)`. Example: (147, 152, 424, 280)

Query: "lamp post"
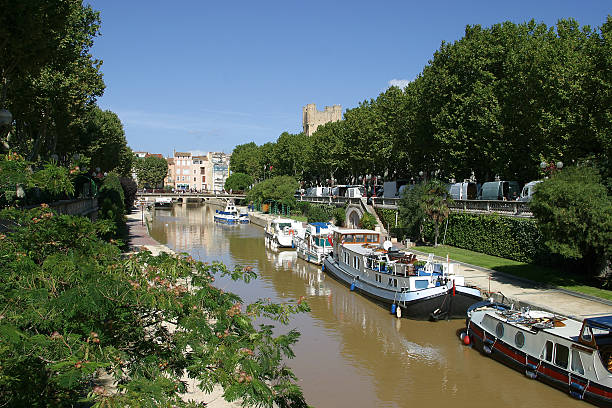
(540, 160, 564, 176)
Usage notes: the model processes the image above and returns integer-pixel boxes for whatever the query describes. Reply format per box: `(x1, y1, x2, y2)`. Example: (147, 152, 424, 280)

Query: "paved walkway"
(125, 208, 174, 256)
(408, 249, 612, 320)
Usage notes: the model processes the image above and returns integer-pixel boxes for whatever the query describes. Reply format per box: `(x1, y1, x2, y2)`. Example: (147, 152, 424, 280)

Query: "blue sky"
(85, 0, 611, 157)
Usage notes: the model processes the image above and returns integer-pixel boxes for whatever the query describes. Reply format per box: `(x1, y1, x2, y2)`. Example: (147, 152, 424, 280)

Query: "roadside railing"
(298, 195, 533, 218)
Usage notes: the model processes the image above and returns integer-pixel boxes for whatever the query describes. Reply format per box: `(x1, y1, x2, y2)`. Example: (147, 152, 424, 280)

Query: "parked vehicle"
(447, 181, 479, 200)
(518, 180, 542, 202)
(346, 185, 366, 198)
(382, 180, 411, 198)
(478, 181, 520, 201)
(331, 185, 351, 197)
(305, 186, 332, 197)
(465, 300, 612, 406)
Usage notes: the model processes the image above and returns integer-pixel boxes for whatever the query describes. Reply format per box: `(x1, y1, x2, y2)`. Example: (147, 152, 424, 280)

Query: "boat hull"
(323, 257, 481, 320)
(214, 215, 241, 224)
(467, 316, 612, 407)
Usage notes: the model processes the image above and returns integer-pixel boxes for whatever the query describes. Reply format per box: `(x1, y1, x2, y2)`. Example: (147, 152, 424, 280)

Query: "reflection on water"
(149, 205, 583, 408)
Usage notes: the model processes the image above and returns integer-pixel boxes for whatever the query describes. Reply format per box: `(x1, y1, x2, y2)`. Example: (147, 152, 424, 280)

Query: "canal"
(149, 204, 582, 408)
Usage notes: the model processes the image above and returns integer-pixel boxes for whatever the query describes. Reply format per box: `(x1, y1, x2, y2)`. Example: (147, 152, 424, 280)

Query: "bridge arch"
(345, 204, 363, 228)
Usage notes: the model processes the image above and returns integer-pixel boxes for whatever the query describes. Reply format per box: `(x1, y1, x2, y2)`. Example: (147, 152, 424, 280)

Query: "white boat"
(214, 200, 248, 224)
(154, 196, 173, 208)
(465, 301, 612, 406)
(264, 218, 305, 249)
(294, 222, 337, 265)
(322, 229, 482, 320)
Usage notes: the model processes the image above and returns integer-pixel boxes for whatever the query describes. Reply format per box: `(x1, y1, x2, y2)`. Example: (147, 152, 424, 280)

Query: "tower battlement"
(302, 103, 342, 136)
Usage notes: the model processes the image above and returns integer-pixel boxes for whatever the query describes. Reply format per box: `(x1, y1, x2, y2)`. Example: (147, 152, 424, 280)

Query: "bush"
(306, 204, 335, 223)
(434, 212, 546, 263)
(375, 208, 397, 230)
(98, 173, 125, 234)
(359, 212, 377, 230)
(333, 206, 346, 227)
(0, 207, 309, 407)
(120, 177, 138, 211)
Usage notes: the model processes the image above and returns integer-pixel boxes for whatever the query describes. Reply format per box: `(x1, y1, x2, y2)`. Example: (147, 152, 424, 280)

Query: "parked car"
(478, 181, 520, 201)
(518, 180, 542, 202)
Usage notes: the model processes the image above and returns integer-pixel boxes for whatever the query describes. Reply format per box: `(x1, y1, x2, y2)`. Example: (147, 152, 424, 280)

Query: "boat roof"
(584, 315, 612, 331)
(335, 229, 379, 235)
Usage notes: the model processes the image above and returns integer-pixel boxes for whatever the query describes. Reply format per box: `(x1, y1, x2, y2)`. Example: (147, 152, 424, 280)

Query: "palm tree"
(421, 180, 453, 246)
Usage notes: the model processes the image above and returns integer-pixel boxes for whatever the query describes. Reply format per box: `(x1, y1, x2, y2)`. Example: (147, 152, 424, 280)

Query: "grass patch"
(414, 245, 612, 302)
(288, 215, 308, 223)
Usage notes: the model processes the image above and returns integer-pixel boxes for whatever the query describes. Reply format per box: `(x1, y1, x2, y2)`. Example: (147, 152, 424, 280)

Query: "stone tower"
(302, 104, 342, 136)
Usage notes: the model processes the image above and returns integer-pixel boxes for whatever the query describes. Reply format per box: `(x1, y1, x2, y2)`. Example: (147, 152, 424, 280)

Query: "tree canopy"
(530, 165, 612, 276)
(134, 156, 168, 188)
(225, 172, 254, 192)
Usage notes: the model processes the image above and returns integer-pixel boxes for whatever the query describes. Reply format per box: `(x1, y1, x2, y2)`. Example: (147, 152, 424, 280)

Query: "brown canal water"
(149, 205, 583, 408)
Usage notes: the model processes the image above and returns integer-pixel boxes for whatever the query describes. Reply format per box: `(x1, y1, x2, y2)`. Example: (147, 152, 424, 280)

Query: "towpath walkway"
(409, 249, 612, 320)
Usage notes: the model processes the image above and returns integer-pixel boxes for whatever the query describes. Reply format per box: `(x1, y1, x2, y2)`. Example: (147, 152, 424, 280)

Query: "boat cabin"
(579, 316, 612, 372)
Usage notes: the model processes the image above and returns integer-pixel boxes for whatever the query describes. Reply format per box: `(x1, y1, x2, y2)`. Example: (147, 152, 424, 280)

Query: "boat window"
(355, 234, 365, 243)
(571, 349, 585, 375)
(353, 256, 360, 270)
(344, 251, 349, 264)
(344, 235, 355, 243)
(393, 279, 398, 288)
(414, 280, 429, 289)
(496, 323, 504, 339)
(555, 344, 569, 369)
(543, 341, 553, 362)
(366, 234, 378, 243)
(581, 325, 593, 342)
(278, 223, 291, 229)
(515, 332, 525, 349)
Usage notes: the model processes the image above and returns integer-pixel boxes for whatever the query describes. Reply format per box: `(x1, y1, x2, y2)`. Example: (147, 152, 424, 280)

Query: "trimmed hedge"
(384, 208, 547, 263)
(442, 213, 547, 263)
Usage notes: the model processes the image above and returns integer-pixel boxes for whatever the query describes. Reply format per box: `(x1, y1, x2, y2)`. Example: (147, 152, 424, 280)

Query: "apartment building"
(165, 151, 230, 192)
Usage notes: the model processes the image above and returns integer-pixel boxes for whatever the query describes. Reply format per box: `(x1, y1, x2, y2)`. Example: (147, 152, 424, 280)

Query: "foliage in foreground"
(0, 207, 310, 407)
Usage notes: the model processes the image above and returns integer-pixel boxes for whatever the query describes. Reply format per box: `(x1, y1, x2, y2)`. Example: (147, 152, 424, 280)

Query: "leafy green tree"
(230, 142, 263, 179)
(134, 155, 168, 188)
(5, 1, 104, 161)
(0, 207, 309, 407)
(245, 176, 298, 208)
(530, 166, 612, 276)
(0, 0, 75, 107)
(225, 172, 254, 192)
(78, 107, 131, 175)
(120, 176, 138, 211)
(398, 183, 427, 243)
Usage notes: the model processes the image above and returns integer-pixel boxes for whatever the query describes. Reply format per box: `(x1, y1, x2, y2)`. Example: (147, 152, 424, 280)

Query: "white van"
(447, 182, 479, 200)
(518, 180, 542, 202)
(346, 186, 366, 198)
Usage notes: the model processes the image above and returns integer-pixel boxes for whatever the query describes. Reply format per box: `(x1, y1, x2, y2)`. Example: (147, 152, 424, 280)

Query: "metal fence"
(297, 195, 532, 218)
